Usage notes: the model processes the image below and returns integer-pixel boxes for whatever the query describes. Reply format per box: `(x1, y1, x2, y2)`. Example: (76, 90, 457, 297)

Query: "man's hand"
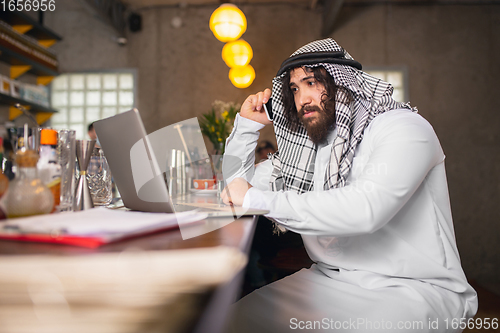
(240, 88, 273, 125)
(221, 178, 253, 206)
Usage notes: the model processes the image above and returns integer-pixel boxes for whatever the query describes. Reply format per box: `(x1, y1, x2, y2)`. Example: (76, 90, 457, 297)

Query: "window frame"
(363, 66, 409, 104)
(49, 68, 138, 139)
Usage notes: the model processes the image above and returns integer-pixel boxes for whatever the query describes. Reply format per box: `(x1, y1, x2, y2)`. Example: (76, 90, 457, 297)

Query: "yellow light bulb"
(229, 65, 255, 89)
(222, 39, 253, 68)
(209, 4, 247, 42)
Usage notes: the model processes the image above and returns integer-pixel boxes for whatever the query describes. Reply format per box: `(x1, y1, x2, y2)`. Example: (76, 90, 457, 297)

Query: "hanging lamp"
(209, 4, 247, 42)
(222, 39, 253, 68)
(229, 65, 255, 88)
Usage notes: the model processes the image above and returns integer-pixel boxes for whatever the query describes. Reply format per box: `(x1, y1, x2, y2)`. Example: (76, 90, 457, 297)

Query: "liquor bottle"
(38, 129, 61, 212)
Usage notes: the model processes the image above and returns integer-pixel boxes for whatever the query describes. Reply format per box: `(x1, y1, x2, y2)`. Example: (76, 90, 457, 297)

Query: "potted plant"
(199, 100, 240, 155)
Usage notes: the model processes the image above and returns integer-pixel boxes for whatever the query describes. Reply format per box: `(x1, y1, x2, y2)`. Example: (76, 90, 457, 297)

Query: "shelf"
(0, 91, 56, 114)
(0, 44, 58, 78)
(0, 11, 60, 124)
(0, 11, 62, 43)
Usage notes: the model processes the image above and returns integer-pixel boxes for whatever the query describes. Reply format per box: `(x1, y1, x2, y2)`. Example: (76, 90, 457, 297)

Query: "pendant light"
(228, 65, 255, 89)
(222, 39, 253, 68)
(209, 4, 247, 43)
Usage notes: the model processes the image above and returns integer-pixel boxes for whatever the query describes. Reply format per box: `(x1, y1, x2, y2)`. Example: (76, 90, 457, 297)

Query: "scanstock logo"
(128, 117, 250, 239)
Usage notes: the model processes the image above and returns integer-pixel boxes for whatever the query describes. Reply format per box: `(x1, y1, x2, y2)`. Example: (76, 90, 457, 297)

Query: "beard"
(298, 105, 336, 145)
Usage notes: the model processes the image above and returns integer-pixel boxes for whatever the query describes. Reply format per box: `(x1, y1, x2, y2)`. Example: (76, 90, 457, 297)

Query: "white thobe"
(223, 110, 478, 333)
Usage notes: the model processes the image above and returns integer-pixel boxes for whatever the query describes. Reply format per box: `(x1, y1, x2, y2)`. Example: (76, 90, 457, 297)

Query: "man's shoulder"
(369, 109, 433, 132)
(364, 109, 438, 145)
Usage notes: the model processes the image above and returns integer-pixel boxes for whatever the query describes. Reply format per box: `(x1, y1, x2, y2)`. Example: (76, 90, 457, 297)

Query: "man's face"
(289, 67, 335, 144)
(88, 128, 97, 140)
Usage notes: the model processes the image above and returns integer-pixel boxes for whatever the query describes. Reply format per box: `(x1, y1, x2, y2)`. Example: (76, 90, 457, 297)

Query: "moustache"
(298, 105, 322, 118)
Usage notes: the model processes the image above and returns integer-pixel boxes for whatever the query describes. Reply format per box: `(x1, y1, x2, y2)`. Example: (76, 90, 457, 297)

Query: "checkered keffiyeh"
(269, 38, 417, 193)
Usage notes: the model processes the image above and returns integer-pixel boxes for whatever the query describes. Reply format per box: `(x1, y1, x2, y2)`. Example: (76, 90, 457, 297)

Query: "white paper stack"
(0, 208, 208, 247)
(3, 207, 206, 236)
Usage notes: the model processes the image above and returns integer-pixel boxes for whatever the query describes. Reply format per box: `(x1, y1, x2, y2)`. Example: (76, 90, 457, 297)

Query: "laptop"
(93, 109, 268, 217)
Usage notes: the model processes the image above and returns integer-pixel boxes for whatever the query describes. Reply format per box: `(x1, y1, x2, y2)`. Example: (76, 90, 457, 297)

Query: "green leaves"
(199, 101, 240, 155)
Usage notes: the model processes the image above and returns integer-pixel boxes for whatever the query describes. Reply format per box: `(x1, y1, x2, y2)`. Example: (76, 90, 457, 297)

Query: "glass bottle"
(86, 147, 112, 206)
(0, 137, 9, 198)
(38, 129, 61, 212)
(6, 148, 54, 218)
(0, 137, 8, 220)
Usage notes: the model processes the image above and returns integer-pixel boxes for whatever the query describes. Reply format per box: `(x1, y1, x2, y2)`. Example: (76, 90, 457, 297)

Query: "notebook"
(93, 109, 268, 218)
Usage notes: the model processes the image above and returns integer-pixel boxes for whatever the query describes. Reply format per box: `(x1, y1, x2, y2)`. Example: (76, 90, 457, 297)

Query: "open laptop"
(93, 109, 268, 217)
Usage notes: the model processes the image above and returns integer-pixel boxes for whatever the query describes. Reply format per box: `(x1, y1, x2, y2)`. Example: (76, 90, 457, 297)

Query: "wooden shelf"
(0, 91, 57, 114)
(0, 45, 58, 78)
(0, 11, 60, 123)
(0, 11, 62, 42)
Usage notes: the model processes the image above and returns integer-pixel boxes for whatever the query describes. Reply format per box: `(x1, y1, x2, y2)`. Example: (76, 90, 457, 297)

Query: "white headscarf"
(269, 38, 417, 193)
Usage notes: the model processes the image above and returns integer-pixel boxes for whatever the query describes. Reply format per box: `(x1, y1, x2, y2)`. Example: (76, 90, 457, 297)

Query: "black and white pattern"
(269, 38, 417, 193)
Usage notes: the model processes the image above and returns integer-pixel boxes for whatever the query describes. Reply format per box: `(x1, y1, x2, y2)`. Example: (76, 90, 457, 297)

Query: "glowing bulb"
(222, 39, 253, 68)
(229, 65, 255, 89)
(209, 4, 247, 42)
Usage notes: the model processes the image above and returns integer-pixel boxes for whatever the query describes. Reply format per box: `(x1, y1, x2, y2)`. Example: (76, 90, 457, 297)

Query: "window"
(364, 67, 408, 103)
(50, 71, 136, 139)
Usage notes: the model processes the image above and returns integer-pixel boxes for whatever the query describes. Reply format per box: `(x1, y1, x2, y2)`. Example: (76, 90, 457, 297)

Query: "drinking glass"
(58, 129, 76, 212)
(86, 147, 113, 206)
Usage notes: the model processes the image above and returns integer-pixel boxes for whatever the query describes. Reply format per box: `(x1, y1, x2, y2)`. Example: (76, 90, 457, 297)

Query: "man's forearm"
(222, 113, 265, 184)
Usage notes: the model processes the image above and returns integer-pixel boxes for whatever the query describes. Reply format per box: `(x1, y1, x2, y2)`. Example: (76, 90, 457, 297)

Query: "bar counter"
(0, 196, 258, 333)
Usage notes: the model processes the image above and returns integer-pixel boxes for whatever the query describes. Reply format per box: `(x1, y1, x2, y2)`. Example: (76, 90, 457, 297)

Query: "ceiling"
(120, 0, 343, 37)
(84, 0, 337, 37)
(120, 0, 493, 9)
(121, 0, 317, 8)
(85, 0, 496, 39)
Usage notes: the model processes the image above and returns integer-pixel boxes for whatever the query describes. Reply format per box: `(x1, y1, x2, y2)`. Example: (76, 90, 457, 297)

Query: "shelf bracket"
(10, 65, 32, 79)
(36, 112, 54, 125)
(37, 76, 55, 86)
(12, 25, 33, 34)
(38, 39, 57, 48)
(9, 106, 24, 121)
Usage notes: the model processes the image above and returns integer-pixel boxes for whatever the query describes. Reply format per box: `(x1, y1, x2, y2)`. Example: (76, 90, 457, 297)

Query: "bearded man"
(221, 38, 477, 332)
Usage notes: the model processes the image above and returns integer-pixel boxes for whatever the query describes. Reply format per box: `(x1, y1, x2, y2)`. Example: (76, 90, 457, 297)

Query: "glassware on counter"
(6, 148, 53, 218)
(0, 137, 8, 220)
(38, 129, 61, 213)
(0, 137, 8, 199)
(58, 129, 76, 212)
(87, 147, 112, 206)
(73, 140, 95, 211)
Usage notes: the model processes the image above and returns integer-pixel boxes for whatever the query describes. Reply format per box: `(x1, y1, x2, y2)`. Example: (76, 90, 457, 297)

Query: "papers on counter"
(0, 208, 207, 248)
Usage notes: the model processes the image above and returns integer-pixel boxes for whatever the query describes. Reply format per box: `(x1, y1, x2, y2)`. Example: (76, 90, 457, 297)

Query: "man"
(256, 140, 276, 163)
(88, 122, 97, 140)
(222, 39, 477, 332)
(88, 121, 102, 149)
